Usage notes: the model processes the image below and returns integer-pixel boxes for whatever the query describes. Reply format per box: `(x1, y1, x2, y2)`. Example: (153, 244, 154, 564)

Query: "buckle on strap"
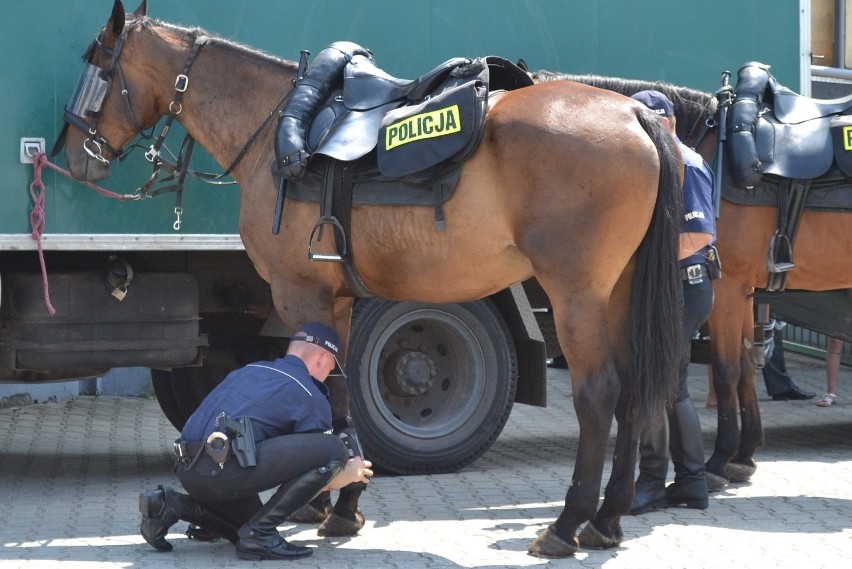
(173, 439, 204, 460)
(680, 263, 708, 284)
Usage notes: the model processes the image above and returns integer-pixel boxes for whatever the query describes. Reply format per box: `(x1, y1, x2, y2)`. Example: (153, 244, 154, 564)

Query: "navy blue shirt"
(181, 354, 333, 443)
(677, 138, 716, 267)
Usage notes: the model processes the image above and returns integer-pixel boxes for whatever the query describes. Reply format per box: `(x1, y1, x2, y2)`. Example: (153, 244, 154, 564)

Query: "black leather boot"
(665, 398, 709, 509)
(630, 412, 670, 515)
(139, 486, 240, 551)
(286, 491, 333, 523)
(236, 461, 344, 561)
(274, 42, 370, 180)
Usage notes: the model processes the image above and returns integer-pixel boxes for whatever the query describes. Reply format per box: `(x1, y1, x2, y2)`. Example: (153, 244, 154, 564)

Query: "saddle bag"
(726, 63, 770, 188)
(377, 77, 487, 178)
(831, 115, 852, 180)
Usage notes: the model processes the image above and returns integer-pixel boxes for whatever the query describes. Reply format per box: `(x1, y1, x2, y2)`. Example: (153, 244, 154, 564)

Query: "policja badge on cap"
(291, 322, 347, 377)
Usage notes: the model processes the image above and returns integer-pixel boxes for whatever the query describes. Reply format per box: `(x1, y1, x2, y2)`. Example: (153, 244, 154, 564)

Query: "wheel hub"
(383, 349, 437, 396)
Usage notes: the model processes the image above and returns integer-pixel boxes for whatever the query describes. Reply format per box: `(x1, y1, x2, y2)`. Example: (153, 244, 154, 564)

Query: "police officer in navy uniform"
(629, 90, 718, 514)
(139, 322, 373, 560)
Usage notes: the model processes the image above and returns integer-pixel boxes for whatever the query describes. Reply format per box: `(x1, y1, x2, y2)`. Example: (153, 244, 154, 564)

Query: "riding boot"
(665, 398, 709, 509)
(274, 42, 370, 180)
(236, 460, 345, 561)
(139, 486, 240, 551)
(629, 413, 670, 515)
(287, 491, 333, 524)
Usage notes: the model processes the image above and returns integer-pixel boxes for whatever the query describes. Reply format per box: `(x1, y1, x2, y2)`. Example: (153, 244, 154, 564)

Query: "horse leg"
(528, 294, 621, 557)
(577, 386, 634, 549)
(318, 296, 371, 536)
(578, 270, 635, 549)
(705, 283, 751, 487)
(268, 282, 366, 535)
(728, 350, 762, 481)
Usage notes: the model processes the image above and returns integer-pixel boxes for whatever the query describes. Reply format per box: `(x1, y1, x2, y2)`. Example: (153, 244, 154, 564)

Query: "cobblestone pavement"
(1, 353, 850, 569)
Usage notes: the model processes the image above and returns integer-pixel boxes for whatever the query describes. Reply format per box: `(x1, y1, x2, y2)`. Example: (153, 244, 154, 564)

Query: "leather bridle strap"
(142, 35, 210, 169)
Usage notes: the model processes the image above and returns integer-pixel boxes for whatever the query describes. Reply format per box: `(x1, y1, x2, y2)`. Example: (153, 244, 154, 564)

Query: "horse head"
(54, 0, 158, 182)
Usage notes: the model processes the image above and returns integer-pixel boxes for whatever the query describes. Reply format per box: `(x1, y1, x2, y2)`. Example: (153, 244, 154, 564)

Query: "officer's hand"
(355, 457, 373, 484)
(326, 456, 373, 490)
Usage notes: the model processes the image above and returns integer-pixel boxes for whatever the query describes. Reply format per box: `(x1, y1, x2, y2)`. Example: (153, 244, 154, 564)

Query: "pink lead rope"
(28, 152, 135, 316)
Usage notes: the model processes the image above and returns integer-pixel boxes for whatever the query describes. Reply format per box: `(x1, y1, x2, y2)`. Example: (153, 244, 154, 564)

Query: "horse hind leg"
(578, 269, 636, 549)
(528, 294, 622, 557)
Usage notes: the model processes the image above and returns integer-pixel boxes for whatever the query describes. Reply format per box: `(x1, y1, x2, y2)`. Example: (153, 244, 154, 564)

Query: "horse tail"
(629, 107, 684, 422)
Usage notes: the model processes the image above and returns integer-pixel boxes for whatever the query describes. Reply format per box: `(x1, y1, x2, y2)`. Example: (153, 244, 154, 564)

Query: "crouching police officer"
(139, 322, 373, 560)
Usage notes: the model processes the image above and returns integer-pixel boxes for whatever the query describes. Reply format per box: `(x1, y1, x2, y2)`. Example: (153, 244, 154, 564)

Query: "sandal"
(816, 393, 837, 407)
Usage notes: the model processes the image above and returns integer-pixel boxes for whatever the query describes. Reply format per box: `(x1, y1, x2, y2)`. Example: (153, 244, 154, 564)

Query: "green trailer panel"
(2, 1, 802, 237)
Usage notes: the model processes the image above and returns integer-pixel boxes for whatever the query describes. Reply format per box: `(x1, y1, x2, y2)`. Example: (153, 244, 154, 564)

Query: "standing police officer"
(629, 90, 718, 514)
(139, 322, 373, 560)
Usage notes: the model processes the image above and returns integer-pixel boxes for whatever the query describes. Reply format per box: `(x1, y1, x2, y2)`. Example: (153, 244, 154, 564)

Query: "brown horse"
(55, 1, 685, 556)
(532, 69, 852, 488)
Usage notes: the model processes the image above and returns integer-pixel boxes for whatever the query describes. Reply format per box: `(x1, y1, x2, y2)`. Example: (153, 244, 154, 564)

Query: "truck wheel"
(151, 359, 233, 431)
(347, 298, 518, 474)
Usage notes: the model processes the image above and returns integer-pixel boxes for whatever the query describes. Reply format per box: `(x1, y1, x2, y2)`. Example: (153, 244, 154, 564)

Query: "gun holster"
(216, 412, 258, 468)
(706, 246, 722, 280)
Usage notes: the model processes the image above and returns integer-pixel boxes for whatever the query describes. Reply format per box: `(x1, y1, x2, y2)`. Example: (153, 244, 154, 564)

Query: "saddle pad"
(721, 173, 852, 212)
(377, 79, 486, 178)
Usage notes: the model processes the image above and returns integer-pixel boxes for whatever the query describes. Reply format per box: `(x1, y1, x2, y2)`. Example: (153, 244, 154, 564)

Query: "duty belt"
(680, 263, 708, 284)
(174, 439, 204, 462)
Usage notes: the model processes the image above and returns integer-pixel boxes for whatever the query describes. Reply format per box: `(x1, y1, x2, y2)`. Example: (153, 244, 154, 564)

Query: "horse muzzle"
(67, 147, 112, 182)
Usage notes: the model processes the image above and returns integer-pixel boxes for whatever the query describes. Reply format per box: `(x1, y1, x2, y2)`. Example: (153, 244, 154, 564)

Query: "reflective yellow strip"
(385, 104, 461, 150)
(844, 125, 852, 151)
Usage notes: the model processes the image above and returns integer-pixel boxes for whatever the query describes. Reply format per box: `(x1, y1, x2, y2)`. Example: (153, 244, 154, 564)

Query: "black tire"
(347, 298, 518, 474)
(151, 355, 236, 431)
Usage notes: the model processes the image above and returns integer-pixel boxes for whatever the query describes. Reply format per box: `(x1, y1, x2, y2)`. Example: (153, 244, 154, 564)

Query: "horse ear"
(132, 0, 148, 17)
(105, 0, 126, 44)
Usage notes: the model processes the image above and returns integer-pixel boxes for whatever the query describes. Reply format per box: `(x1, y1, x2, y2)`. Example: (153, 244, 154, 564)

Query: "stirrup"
(308, 216, 347, 262)
(767, 230, 795, 273)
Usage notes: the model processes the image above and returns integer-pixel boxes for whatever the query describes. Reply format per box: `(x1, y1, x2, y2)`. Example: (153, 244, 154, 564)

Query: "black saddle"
(727, 61, 852, 186)
(303, 53, 531, 176)
(341, 55, 472, 111)
(724, 61, 852, 293)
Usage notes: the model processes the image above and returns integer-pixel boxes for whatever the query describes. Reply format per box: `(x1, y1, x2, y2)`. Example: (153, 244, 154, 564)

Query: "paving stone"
(0, 353, 849, 568)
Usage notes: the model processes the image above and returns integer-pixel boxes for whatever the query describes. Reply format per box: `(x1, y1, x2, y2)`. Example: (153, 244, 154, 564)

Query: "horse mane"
(129, 15, 294, 71)
(532, 70, 717, 144)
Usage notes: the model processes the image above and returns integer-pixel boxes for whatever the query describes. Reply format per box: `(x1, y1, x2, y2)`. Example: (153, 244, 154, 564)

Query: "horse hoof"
(578, 522, 622, 549)
(705, 471, 729, 492)
(724, 462, 756, 483)
(317, 508, 365, 537)
(287, 502, 331, 524)
(527, 525, 578, 558)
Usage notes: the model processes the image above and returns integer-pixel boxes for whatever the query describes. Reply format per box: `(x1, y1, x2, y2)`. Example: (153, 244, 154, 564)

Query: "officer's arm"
(324, 456, 373, 490)
(679, 232, 713, 260)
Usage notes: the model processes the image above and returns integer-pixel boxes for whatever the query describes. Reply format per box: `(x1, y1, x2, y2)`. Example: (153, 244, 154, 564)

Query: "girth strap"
(766, 178, 811, 292)
(307, 158, 374, 298)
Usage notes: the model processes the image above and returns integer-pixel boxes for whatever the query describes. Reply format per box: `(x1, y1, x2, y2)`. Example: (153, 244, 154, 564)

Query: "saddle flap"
(309, 96, 399, 162)
(757, 115, 834, 180)
(377, 79, 487, 178)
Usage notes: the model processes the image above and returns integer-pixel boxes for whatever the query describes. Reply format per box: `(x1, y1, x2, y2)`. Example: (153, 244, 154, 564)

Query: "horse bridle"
(52, 22, 293, 228)
(682, 95, 719, 152)
(52, 28, 145, 163)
